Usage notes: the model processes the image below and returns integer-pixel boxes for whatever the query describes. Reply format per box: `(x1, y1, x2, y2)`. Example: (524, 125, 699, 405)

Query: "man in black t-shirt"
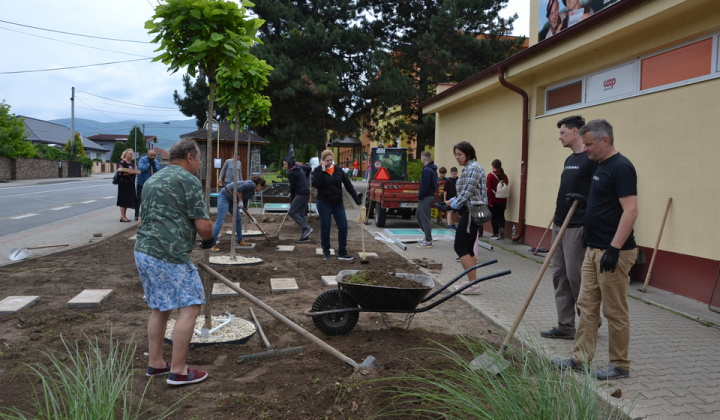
(553, 119, 638, 380)
(542, 116, 598, 341)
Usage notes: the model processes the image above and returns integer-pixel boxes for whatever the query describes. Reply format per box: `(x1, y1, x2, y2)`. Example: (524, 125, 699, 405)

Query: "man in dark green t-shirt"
(134, 139, 215, 386)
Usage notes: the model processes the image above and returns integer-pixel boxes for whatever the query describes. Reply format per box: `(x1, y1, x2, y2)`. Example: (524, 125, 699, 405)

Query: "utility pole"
(70, 87, 75, 149)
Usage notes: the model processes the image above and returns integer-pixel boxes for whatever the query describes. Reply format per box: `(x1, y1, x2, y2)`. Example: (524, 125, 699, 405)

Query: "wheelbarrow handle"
(416, 269, 512, 312)
(421, 259, 497, 303)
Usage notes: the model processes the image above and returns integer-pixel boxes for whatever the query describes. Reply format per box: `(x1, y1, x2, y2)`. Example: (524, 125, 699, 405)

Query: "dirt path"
(0, 212, 503, 419)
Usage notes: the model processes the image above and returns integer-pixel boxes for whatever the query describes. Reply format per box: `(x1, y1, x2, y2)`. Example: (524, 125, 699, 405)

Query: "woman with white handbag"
(487, 159, 509, 239)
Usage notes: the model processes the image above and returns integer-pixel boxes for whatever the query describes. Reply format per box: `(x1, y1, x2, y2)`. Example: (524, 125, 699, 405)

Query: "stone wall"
(0, 157, 114, 181)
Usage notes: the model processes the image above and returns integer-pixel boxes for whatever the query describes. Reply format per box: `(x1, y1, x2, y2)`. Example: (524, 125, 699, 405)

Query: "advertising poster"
(539, 0, 622, 41)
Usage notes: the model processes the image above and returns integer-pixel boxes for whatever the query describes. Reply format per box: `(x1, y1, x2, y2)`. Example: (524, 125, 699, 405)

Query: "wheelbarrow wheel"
(311, 289, 359, 336)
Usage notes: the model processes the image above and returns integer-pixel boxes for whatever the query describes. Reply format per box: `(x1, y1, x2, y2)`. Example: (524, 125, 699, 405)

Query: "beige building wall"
(425, 0, 720, 302)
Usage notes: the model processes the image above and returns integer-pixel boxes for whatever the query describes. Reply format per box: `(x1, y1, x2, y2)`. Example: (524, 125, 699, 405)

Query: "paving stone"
(212, 282, 240, 297)
(316, 248, 335, 256)
(270, 278, 298, 293)
(0, 296, 39, 314)
(277, 245, 295, 252)
(321, 275, 338, 287)
(357, 252, 379, 259)
(67, 289, 113, 308)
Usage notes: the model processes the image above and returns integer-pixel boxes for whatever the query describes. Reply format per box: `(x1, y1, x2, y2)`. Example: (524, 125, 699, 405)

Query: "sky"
(1, 0, 529, 124)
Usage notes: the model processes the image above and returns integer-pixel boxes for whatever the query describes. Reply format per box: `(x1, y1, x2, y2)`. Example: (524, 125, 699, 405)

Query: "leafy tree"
(64, 132, 86, 160)
(0, 101, 35, 158)
(250, 0, 378, 155)
(360, 0, 525, 151)
(147, 0, 267, 329)
(173, 73, 230, 129)
(127, 126, 148, 156)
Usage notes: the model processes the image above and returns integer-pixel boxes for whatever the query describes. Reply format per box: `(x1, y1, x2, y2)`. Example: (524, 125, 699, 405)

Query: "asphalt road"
(0, 179, 118, 237)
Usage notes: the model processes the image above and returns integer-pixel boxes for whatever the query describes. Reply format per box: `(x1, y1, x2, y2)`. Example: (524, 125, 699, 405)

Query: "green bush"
(406, 159, 423, 182)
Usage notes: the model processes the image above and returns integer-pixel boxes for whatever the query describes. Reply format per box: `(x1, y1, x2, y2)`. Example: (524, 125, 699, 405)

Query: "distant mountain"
(49, 118, 199, 151)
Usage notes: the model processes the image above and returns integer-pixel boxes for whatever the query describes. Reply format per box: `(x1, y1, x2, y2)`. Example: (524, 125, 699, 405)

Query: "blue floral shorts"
(134, 251, 205, 312)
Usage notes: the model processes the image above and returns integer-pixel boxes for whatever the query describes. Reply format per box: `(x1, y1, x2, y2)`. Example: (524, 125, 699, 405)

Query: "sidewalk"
(0, 174, 137, 266)
(343, 183, 720, 420)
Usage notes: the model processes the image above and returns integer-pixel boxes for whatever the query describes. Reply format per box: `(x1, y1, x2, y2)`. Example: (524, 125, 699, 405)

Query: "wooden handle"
(499, 200, 579, 355)
(28, 244, 69, 250)
(641, 197, 672, 292)
(533, 217, 554, 255)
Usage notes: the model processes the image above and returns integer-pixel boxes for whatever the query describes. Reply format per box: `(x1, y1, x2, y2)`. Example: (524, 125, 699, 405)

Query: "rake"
(238, 307, 303, 362)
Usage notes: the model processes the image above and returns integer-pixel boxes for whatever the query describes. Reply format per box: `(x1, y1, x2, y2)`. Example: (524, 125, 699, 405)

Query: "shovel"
(9, 244, 69, 261)
(470, 200, 579, 374)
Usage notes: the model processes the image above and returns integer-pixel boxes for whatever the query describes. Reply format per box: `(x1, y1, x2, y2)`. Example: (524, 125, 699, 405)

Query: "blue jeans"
(212, 193, 242, 242)
(315, 199, 348, 257)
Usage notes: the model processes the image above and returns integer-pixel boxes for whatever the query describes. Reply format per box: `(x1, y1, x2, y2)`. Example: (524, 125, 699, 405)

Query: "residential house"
(87, 133, 158, 162)
(20, 116, 107, 160)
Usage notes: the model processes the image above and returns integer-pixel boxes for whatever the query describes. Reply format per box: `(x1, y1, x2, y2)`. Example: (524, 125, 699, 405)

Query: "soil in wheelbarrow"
(0, 211, 507, 419)
(342, 269, 430, 289)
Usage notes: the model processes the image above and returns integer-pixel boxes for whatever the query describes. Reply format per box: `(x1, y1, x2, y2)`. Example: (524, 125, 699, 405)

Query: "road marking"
(50, 206, 71, 211)
(103, 196, 115, 199)
(9, 214, 38, 219)
(80, 200, 97, 204)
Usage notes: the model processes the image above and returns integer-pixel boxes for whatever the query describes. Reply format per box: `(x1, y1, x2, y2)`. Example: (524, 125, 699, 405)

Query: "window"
(546, 81, 582, 111)
(640, 38, 713, 90)
(542, 33, 719, 116)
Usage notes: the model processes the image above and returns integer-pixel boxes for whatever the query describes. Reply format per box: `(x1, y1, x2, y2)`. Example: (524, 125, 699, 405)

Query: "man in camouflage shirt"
(134, 139, 214, 386)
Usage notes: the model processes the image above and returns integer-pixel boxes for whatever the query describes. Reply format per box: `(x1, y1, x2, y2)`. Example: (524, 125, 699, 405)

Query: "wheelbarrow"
(306, 260, 511, 336)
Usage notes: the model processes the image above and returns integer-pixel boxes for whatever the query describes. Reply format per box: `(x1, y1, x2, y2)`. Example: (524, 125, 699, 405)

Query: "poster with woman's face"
(538, 0, 622, 41)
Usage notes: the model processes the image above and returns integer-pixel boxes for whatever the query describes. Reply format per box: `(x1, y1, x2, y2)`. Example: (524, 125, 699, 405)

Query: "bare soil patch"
(0, 210, 504, 419)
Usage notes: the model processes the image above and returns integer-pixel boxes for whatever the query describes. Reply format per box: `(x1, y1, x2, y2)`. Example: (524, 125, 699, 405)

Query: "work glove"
(565, 193, 587, 209)
(435, 202, 451, 212)
(355, 195, 362, 205)
(600, 246, 619, 273)
(198, 238, 215, 249)
(450, 198, 460, 210)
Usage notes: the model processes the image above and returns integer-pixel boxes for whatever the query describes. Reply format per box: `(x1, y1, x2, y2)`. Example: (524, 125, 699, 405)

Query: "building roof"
(180, 121, 269, 145)
(328, 136, 362, 146)
(87, 134, 158, 143)
(19, 115, 107, 152)
(151, 146, 170, 161)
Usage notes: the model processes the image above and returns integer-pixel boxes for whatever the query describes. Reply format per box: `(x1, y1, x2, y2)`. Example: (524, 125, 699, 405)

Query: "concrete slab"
(357, 251, 379, 259)
(270, 278, 298, 293)
(276, 245, 295, 252)
(225, 229, 263, 237)
(67, 289, 114, 308)
(0, 296, 40, 314)
(235, 243, 257, 250)
(212, 282, 240, 297)
(316, 248, 335, 256)
(321, 275, 338, 287)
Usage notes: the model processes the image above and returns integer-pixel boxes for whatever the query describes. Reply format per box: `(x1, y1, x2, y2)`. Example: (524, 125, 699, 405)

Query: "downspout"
(497, 66, 528, 242)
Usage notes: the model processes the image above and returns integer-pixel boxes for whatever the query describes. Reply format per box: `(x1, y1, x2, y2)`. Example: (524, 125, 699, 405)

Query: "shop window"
(546, 81, 582, 111)
(641, 38, 713, 90)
